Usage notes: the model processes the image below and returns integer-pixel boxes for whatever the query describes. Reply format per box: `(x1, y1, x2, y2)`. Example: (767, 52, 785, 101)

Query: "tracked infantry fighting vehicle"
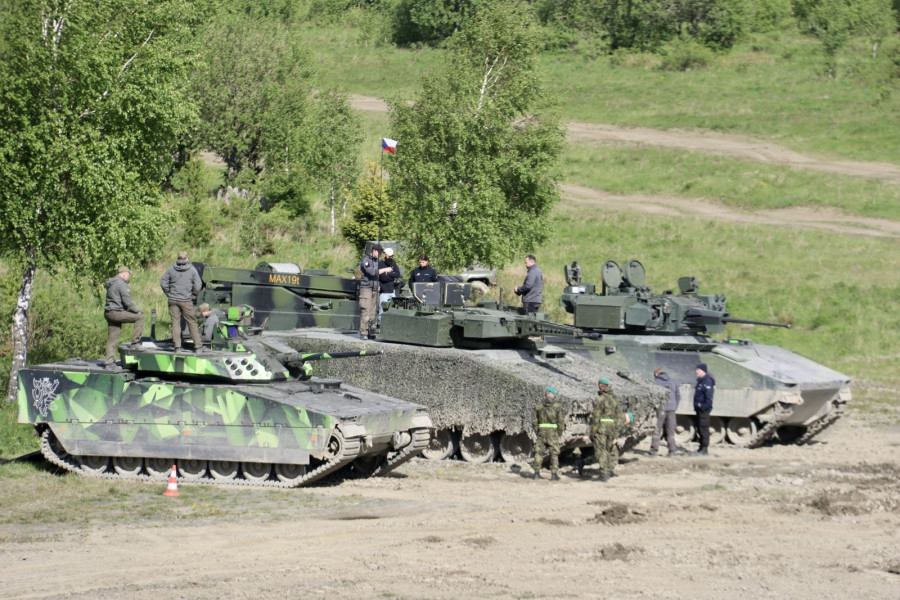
(17, 308, 432, 487)
(554, 259, 851, 448)
(192, 262, 667, 465)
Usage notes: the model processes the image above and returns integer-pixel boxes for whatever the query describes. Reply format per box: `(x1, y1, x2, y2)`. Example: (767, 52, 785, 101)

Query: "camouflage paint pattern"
(18, 355, 428, 465)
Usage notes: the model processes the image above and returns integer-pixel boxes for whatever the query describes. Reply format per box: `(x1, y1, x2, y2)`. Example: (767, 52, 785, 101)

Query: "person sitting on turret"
(198, 303, 219, 346)
(532, 386, 566, 481)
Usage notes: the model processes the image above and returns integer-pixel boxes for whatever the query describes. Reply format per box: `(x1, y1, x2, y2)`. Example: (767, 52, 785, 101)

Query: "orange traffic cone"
(162, 464, 180, 497)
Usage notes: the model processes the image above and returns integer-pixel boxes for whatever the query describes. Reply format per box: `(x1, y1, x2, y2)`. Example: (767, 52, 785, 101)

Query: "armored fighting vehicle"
(16, 308, 432, 487)
(554, 259, 851, 448)
(195, 262, 667, 464)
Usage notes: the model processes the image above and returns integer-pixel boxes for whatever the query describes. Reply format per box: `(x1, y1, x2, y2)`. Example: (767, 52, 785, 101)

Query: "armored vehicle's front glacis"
(554, 259, 851, 448)
(17, 335, 431, 487)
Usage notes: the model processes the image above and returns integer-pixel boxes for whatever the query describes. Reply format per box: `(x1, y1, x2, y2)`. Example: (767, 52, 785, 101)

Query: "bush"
(659, 36, 715, 71)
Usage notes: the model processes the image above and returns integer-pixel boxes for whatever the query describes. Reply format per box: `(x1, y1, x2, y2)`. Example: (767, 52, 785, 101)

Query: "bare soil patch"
(350, 94, 900, 237)
(2, 414, 898, 599)
(560, 183, 900, 238)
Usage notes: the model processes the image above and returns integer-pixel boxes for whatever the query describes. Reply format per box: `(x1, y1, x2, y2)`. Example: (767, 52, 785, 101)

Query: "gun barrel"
(722, 317, 792, 329)
(297, 350, 386, 362)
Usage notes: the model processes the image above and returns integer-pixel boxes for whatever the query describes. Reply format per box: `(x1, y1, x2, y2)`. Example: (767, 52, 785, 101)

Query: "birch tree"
(0, 0, 200, 402)
(387, 1, 564, 271)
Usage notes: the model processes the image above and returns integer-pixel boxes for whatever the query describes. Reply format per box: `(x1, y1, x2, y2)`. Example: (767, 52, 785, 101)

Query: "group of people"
(532, 363, 716, 480)
(357, 244, 440, 339)
(532, 378, 634, 482)
(103, 251, 219, 368)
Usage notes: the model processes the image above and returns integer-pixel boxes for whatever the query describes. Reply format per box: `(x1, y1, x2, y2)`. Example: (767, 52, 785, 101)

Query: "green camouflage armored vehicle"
(193, 262, 666, 465)
(16, 311, 432, 487)
(554, 259, 851, 448)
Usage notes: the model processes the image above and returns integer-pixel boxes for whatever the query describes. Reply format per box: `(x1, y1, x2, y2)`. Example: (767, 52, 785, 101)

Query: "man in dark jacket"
(358, 244, 392, 339)
(377, 246, 402, 320)
(160, 251, 202, 352)
(514, 254, 543, 314)
(693, 363, 715, 455)
(103, 266, 144, 368)
(408, 254, 437, 286)
(650, 368, 680, 457)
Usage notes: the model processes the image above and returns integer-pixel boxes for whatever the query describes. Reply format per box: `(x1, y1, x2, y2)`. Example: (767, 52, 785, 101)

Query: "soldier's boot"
(598, 472, 610, 482)
(532, 471, 541, 480)
(550, 472, 560, 482)
(576, 458, 585, 478)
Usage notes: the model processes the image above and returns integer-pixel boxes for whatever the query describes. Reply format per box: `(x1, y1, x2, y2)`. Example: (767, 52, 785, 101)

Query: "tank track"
(370, 428, 431, 477)
(745, 403, 794, 448)
(795, 401, 847, 445)
(39, 428, 360, 489)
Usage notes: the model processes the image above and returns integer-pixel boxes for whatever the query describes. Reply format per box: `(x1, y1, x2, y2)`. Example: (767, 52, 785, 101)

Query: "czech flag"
(382, 138, 398, 154)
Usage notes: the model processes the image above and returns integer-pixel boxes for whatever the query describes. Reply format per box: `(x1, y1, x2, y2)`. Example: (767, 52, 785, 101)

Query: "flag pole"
(379, 147, 383, 244)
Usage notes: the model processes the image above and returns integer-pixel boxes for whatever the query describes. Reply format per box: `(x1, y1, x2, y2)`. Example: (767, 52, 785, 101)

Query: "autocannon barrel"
(721, 317, 792, 329)
(296, 350, 385, 362)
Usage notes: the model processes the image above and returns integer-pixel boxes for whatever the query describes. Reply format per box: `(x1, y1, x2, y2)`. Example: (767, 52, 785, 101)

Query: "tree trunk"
(330, 182, 336, 235)
(6, 261, 36, 404)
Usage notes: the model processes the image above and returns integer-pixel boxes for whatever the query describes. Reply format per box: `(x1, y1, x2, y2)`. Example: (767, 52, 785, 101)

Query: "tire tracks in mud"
(350, 94, 900, 238)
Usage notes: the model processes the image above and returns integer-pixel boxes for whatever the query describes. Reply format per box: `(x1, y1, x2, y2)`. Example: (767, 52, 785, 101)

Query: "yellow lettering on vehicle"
(267, 274, 301, 286)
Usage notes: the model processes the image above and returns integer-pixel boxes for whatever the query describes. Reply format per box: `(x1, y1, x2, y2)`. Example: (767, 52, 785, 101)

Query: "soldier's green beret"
(598, 377, 610, 386)
(545, 386, 557, 395)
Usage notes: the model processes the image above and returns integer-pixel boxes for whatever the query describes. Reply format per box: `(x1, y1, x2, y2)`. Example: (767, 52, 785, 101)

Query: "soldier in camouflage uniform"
(532, 386, 566, 481)
(587, 377, 633, 482)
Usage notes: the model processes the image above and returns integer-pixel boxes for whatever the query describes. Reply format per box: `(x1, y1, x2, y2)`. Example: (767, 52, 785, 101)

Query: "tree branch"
(119, 29, 155, 77)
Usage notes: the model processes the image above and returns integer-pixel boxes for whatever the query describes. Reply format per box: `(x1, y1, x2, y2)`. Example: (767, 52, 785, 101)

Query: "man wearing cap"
(358, 244, 393, 339)
(198, 303, 219, 345)
(160, 251, 203, 353)
(586, 377, 633, 481)
(650, 367, 680, 457)
(377, 246, 402, 320)
(103, 266, 144, 368)
(693, 363, 715, 455)
(532, 386, 566, 481)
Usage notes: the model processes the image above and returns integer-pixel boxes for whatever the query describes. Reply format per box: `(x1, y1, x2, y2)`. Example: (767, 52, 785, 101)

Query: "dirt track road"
(3, 416, 898, 599)
(352, 94, 900, 238)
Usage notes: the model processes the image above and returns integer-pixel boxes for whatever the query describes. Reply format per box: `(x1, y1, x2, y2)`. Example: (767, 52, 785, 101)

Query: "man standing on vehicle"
(377, 246, 401, 320)
(103, 266, 144, 368)
(358, 244, 393, 339)
(409, 254, 437, 286)
(514, 254, 543, 315)
(160, 251, 202, 353)
(693, 363, 715, 455)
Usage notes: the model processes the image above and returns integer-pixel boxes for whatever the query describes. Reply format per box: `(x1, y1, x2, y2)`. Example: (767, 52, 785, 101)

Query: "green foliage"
(340, 162, 397, 250)
(659, 35, 716, 71)
(191, 10, 316, 184)
(537, 0, 749, 53)
(390, 0, 488, 46)
(0, 0, 199, 284)
(388, 4, 565, 270)
(171, 156, 214, 247)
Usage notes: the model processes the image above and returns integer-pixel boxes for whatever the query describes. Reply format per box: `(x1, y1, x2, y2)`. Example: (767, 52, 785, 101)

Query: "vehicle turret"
(560, 259, 790, 334)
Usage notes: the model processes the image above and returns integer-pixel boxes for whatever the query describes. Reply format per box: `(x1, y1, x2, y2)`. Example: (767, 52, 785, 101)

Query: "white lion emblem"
(32, 377, 60, 417)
